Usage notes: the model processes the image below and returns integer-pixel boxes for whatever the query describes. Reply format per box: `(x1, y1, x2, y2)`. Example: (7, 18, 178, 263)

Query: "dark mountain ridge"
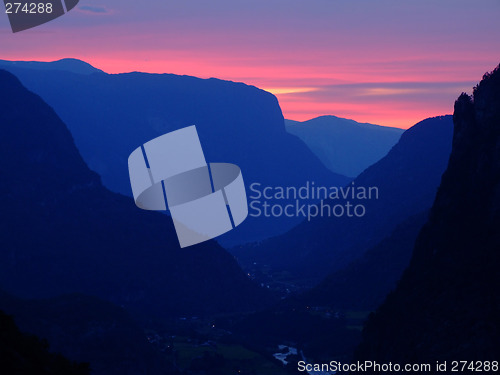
(233, 115, 453, 286)
(0, 291, 170, 375)
(0, 69, 271, 318)
(299, 210, 429, 311)
(0, 58, 103, 75)
(356, 65, 500, 365)
(0, 59, 349, 246)
(0, 308, 90, 375)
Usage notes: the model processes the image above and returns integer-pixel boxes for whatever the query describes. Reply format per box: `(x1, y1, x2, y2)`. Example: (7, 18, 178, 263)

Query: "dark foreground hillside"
(0, 309, 90, 375)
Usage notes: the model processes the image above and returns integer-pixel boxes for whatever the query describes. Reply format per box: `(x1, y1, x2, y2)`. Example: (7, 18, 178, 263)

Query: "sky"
(1, 0, 499, 128)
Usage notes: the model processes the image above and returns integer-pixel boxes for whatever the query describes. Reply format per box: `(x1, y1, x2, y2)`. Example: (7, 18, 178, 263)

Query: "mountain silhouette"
(356, 65, 500, 365)
(0, 308, 90, 375)
(0, 58, 103, 75)
(232, 115, 453, 287)
(0, 290, 171, 375)
(286, 116, 403, 177)
(0, 59, 349, 246)
(0, 69, 271, 319)
(299, 210, 429, 311)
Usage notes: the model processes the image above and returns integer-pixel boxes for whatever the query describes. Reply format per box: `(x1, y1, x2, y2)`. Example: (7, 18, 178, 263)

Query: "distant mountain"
(356, 65, 500, 364)
(0, 69, 271, 318)
(285, 116, 403, 177)
(0, 58, 103, 75)
(0, 59, 349, 246)
(0, 309, 90, 375)
(232, 116, 453, 287)
(0, 291, 171, 375)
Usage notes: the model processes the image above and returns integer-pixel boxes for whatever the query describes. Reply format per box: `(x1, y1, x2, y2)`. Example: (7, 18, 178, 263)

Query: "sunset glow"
(1, 0, 499, 128)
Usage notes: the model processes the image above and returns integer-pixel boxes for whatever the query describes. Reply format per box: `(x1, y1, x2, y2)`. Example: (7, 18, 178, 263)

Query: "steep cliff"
(356, 65, 500, 364)
(0, 69, 270, 318)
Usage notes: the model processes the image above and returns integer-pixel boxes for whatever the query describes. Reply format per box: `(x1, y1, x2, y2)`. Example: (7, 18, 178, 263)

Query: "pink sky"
(1, 0, 499, 128)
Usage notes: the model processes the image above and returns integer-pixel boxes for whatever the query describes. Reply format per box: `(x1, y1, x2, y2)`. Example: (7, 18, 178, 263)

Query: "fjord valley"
(1, 61, 499, 374)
